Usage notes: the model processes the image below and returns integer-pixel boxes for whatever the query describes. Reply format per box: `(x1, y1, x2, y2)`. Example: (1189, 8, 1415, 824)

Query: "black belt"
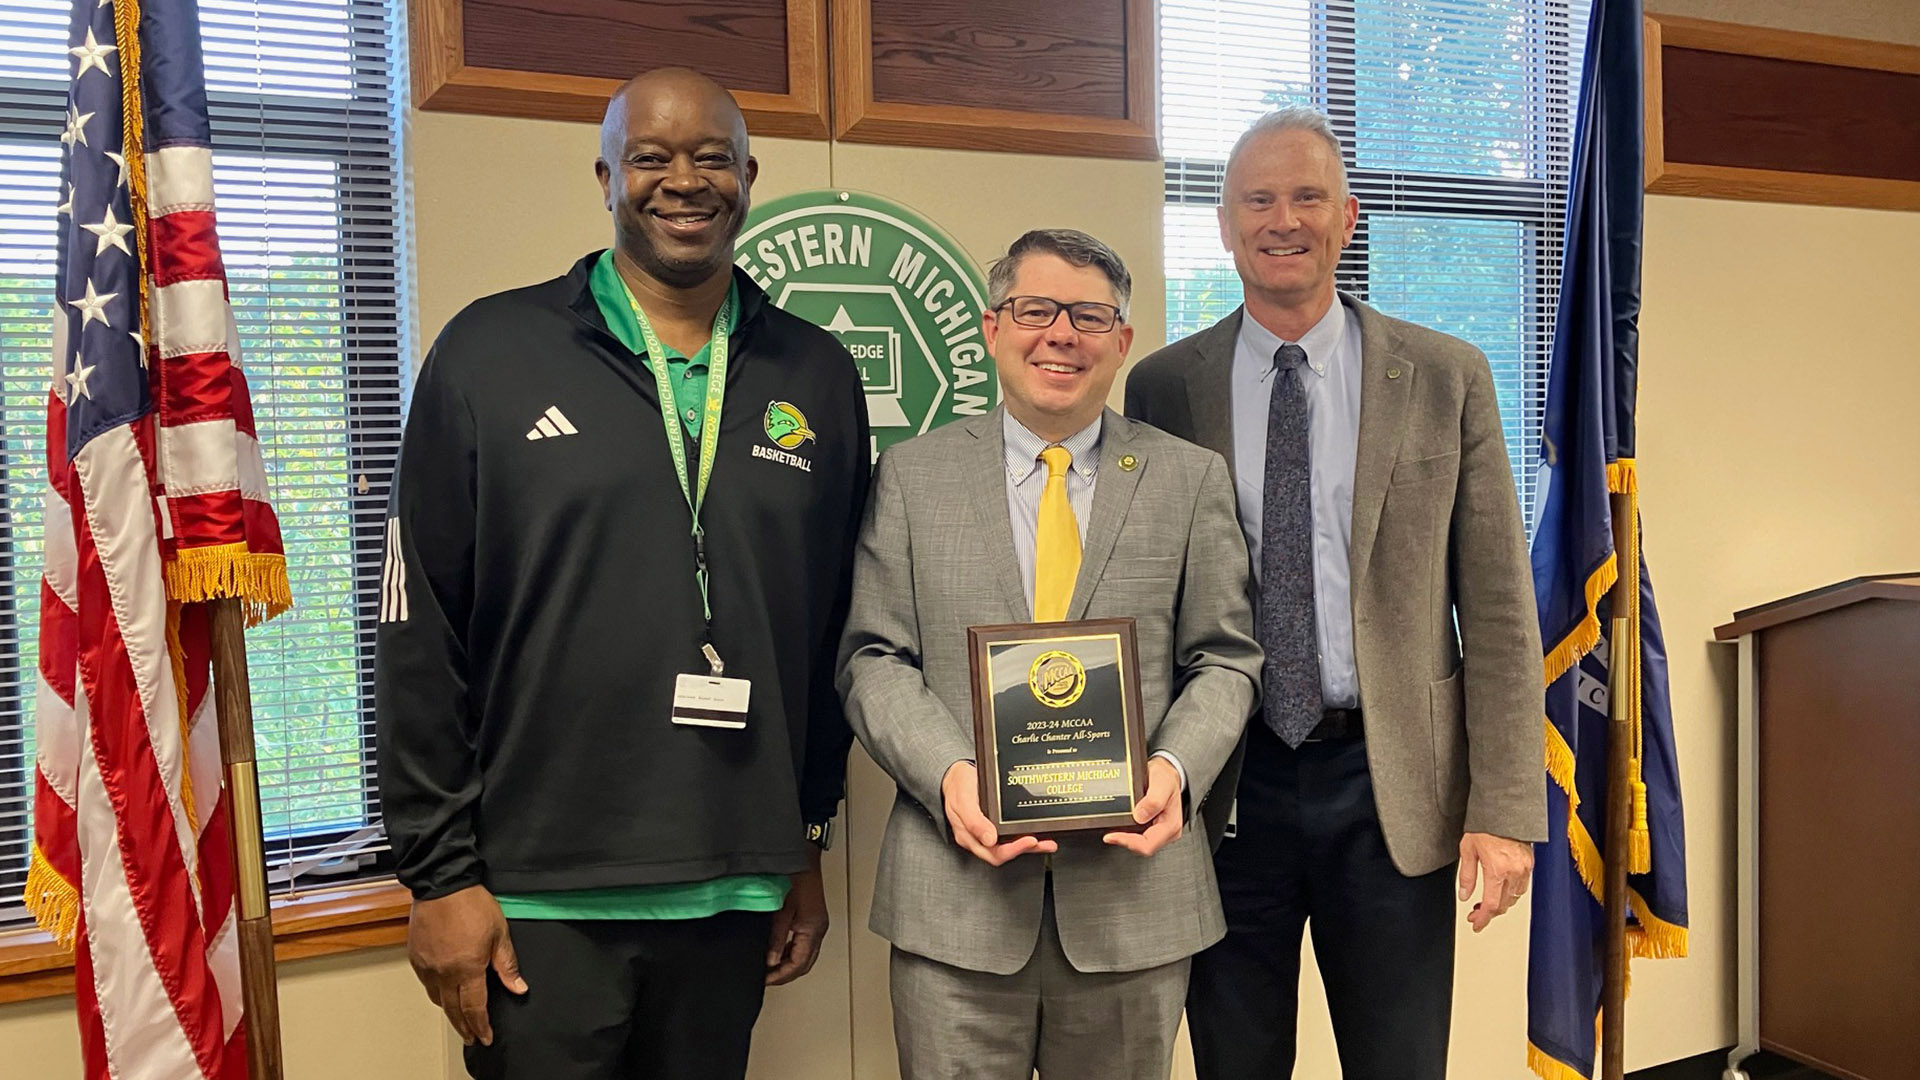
(1303, 706, 1363, 742)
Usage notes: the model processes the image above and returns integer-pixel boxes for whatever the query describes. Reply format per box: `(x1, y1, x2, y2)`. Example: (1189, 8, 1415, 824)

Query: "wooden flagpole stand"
(209, 597, 287, 1080)
(1600, 491, 1637, 1080)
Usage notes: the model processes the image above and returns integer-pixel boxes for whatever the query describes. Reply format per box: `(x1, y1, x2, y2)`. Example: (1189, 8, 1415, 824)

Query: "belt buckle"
(1304, 708, 1357, 743)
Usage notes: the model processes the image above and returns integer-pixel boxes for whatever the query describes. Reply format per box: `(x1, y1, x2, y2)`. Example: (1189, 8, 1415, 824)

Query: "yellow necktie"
(1033, 446, 1081, 621)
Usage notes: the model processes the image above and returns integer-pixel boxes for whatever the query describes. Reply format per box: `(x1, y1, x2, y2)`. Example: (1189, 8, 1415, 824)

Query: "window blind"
(0, 0, 403, 931)
(1162, 0, 1591, 522)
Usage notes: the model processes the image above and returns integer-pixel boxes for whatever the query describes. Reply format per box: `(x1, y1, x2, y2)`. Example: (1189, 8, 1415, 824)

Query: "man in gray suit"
(838, 229, 1262, 1080)
(1126, 107, 1545, 1080)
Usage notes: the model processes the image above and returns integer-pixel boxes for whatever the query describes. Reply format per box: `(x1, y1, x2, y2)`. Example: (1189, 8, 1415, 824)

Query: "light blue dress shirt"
(1230, 299, 1364, 709)
(1001, 410, 1185, 787)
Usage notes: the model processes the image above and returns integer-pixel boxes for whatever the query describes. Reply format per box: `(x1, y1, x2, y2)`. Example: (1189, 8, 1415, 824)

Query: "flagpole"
(1601, 490, 1638, 1080)
(209, 597, 288, 1080)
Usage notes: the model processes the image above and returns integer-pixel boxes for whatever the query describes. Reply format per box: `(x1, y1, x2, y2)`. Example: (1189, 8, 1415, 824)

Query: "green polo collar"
(589, 248, 738, 362)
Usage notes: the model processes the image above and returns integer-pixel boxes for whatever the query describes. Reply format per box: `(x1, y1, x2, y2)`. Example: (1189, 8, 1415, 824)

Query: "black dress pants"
(1187, 725, 1456, 1080)
(464, 911, 774, 1080)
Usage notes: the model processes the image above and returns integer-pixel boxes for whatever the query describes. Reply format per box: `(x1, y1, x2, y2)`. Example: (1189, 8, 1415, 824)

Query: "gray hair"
(986, 229, 1132, 318)
(1225, 106, 1350, 196)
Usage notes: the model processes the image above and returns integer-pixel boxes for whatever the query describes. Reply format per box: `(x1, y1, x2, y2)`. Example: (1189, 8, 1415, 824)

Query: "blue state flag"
(1526, 1, 1689, 1077)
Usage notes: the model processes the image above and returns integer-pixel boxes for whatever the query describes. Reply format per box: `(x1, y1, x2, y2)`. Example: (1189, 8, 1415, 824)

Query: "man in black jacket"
(376, 67, 869, 1080)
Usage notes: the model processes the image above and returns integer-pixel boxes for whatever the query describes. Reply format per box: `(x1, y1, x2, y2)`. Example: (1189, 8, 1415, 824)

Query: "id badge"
(671, 672, 750, 729)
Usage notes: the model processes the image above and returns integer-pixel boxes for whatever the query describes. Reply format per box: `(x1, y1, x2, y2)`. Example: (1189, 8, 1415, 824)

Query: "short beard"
(626, 242, 727, 290)
(617, 204, 742, 291)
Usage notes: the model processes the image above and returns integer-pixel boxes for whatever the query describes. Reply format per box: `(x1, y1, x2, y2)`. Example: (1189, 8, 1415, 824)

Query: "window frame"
(1161, 0, 1580, 526)
(0, 881, 412, 1004)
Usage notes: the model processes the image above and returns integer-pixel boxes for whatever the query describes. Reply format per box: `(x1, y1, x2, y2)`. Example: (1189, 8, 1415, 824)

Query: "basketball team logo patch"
(764, 401, 815, 449)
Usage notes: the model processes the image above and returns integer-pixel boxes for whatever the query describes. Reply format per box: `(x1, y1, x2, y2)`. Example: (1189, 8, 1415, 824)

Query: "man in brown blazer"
(1124, 106, 1545, 1080)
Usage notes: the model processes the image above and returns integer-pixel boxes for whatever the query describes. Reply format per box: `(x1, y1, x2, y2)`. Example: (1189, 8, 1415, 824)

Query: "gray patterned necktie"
(1260, 342, 1323, 747)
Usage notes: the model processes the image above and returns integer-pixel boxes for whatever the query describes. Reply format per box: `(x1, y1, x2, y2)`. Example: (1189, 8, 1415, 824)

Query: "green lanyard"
(626, 288, 732, 628)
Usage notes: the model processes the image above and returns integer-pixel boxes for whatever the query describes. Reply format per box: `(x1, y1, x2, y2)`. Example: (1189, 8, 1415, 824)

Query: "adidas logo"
(525, 405, 579, 441)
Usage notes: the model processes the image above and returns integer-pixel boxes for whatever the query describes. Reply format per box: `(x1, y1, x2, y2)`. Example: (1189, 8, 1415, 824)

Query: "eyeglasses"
(995, 296, 1125, 333)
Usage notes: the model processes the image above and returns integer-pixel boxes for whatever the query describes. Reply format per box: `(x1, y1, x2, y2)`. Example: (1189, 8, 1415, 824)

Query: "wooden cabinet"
(407, 0, 1157, 157)
(409, 0, 831, 137)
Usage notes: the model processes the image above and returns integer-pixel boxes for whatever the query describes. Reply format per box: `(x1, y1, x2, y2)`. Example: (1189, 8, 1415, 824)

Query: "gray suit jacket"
(836, 407, 1261, 975)
(1125, 295, 1546, 875)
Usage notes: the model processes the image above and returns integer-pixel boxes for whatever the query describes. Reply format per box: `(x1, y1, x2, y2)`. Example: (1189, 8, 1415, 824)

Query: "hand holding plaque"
(1102, 756, 1183, 856)
(966, 618, 1149, 836)
(939, 761, 1060, 865)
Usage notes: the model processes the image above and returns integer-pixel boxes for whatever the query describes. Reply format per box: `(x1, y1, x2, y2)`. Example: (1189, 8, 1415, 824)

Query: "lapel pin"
(1386, 368, 1403, 380)
(1118, 454, 1139, 472)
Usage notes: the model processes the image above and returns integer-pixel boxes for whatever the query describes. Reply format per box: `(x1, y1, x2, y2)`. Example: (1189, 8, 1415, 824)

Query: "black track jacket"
(376, 252, 869, 901)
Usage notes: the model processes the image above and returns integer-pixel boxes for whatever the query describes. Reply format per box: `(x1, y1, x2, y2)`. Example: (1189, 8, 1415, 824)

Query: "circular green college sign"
(736, 191, 998, 460)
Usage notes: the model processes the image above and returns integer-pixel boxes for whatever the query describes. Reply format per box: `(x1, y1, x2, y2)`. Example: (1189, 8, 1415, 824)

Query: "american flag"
(25, 0, 292, 1074)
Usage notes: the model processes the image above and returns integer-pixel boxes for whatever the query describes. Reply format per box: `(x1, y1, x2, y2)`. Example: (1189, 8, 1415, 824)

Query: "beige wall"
(8, 87, 1920, 1080)
(0, 947, 448, 1078)
(406, 118, 1165, 379)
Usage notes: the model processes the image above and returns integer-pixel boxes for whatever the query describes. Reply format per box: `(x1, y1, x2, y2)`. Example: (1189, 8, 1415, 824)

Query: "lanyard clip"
(701, 642, 725, 678)
(693, 528, 708, 575)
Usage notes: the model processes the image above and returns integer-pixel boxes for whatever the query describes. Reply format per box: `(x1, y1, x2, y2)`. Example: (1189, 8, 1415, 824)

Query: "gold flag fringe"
(24, 846, 80, 947)
(1568, 802, 1606, 900)
(1607, 459, 1637, 494)
(1628, 888, 1690, 959)
(164, 605, 204, 904)
(1542, 555, 1616, 690)
(111, 0, 151, 353)
(164, 542, 293, 627)
(1529, 1041, 1597, 1080)
(1545, 717, 1578, 802)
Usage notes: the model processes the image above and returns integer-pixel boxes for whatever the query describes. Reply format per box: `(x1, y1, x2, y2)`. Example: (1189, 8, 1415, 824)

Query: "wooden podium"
(1713, 575, 1920, 1080)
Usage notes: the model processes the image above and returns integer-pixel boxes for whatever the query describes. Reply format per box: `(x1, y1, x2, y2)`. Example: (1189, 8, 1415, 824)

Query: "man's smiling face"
(984, 253, 1133, 436)
(1218, 127, 1358, 312)
(596, 70, 758, 289)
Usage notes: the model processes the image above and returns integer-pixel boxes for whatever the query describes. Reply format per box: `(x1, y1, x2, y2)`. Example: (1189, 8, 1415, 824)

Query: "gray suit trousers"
(890, 885, 1190, 1080)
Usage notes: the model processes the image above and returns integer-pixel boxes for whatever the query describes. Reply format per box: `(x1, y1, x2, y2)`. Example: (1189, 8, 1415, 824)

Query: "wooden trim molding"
(407, 0, 832, 139)
(1647, 13, 1920, 76)
(830, 0, 1160, 160)
(1643, 13, 1920, 212)
(1642, 14, 1664, 192)
(0, 882, 412, 1006)
(1647, 162, 1920, 215)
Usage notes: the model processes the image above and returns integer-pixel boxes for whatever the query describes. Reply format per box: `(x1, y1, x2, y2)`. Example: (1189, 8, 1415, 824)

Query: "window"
(0, 0, 404, 931)
(1162, 0, 1591, 521)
